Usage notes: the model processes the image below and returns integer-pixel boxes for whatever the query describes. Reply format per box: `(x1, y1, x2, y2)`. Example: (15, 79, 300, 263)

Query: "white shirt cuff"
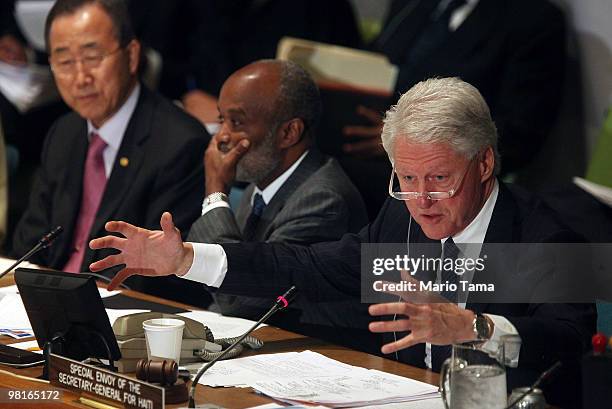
(481, 314, 521, 367)
(180, 243, 228, 288)
(201, 199, 230, 216)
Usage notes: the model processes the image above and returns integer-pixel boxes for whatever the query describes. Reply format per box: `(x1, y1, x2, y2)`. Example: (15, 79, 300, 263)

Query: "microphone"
(0, 226, 63, 281)
(504, 361, 562, 409)
(188, 286, 298, 408)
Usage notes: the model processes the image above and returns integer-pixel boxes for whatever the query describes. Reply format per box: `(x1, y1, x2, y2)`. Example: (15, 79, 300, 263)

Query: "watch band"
(203, 192, 229, 207)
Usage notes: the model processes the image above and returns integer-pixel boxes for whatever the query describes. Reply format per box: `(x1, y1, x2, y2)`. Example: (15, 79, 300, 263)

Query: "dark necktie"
(242, 193, 266, 241)
(431, 236, 461, 371)
(64, 132, 108, 273)
(440, 237, 461, 302)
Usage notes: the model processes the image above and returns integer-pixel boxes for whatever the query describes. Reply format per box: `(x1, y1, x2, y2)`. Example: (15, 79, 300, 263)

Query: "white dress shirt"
(86, 84, 140, 178)
(437, 0, 479, 31)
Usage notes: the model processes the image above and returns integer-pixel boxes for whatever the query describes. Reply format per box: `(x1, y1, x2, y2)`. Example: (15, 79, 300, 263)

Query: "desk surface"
(0, 275, 439, 408)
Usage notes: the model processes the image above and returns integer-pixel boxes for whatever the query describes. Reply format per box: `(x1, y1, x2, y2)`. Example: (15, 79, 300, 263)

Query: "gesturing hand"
(89, 212, 194, 290)
(368, 270, 476, 354)
(369, 302, 476, 354)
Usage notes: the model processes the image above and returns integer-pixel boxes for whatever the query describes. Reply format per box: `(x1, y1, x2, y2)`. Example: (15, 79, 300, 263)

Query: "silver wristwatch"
(203, 192, 229, 207)
(473, 313, 493, 342)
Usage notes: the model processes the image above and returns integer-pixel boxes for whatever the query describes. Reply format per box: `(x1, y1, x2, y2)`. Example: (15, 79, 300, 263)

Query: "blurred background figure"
(0, 0, 67, 243)
(338, 0, 568, 218)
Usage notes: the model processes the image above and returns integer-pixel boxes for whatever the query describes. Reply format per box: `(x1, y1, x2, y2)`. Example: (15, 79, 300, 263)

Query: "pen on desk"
(26, 347, 41, 352)
(79, 396, 119, 409)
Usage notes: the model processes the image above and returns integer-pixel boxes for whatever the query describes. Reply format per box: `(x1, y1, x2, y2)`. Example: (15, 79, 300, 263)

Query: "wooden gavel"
(135, 359, 178, 386)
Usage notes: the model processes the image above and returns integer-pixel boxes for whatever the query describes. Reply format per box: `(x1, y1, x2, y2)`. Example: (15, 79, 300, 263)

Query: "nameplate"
(48, 354, 164, 409)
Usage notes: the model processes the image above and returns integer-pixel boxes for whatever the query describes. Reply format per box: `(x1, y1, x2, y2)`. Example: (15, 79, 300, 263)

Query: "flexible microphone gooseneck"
(0, 226, 63, 281)
(187, 286, 298, 408)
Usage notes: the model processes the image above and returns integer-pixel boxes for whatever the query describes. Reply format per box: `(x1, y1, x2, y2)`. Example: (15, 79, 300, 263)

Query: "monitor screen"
(14, 268, 121, 362)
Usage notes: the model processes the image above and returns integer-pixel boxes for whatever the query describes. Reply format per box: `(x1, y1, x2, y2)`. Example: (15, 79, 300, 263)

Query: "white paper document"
(197, 350, 439, 407)
(196, 350, 354, 388)
(178, 310, 267, 339)
(0, 292, 32, 330)
(8, 340, 42, 353)
(253, 369, 439, 407)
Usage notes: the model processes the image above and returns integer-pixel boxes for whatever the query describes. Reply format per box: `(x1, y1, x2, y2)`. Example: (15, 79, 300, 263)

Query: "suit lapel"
(88, 87, 151, 244)
(256, 150, 325, 237)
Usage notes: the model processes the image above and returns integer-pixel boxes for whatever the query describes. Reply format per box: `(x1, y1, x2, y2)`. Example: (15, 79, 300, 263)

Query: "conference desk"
(0, 274, 440, 408)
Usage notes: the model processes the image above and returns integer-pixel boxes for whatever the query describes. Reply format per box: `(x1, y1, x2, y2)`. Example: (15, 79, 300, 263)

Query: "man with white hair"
(90, 77, 594, 407)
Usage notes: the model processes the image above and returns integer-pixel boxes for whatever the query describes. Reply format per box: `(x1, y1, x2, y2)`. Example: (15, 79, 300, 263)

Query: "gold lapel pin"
(119, 157, 129, 167)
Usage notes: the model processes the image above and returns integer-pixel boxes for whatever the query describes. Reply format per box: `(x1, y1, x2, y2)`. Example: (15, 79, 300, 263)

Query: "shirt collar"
(87, 83, 140, 149)
(443, 179, 499, 245)
(252, 150, 309, 205)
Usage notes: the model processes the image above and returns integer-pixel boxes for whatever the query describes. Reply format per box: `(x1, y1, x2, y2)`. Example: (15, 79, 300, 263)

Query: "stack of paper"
(196, 350, 439, 407)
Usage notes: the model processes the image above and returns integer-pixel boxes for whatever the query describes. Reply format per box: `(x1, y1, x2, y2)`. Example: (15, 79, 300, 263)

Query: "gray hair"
(381, 77, 500, 175)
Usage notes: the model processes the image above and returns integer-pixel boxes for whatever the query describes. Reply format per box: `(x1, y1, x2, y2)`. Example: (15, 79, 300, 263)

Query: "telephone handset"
(111, 312, 262, 372)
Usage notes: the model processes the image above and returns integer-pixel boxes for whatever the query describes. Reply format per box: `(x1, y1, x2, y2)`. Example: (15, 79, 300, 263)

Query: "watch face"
(476, 315, 489, 339)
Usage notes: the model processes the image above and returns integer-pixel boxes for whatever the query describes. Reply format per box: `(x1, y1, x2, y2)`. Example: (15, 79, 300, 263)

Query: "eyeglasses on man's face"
(388, 159, 473, 201)
(50, 46, 123, 77)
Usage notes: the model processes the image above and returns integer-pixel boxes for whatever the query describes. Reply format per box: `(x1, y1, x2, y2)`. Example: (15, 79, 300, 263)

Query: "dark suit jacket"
(12, 86, 211, 300)
(188, 150, 367, 244)
(187, 150, 370, 349)
(217, 182, 595, 408)
(375, 0, 566, 173)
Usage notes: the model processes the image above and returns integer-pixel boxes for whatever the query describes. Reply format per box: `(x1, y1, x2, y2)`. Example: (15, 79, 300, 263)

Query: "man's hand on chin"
(88, 212, 194, 290)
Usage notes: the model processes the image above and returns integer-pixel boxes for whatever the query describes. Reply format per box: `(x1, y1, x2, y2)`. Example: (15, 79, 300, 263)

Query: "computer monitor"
(14, 268, 121, 363)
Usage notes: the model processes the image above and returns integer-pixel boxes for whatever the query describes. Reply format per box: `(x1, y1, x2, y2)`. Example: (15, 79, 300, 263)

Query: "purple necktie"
(63, 132, 108, 273)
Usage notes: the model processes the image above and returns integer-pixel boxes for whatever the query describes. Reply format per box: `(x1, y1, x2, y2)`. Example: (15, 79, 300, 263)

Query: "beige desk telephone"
(111, 312, 263, 373)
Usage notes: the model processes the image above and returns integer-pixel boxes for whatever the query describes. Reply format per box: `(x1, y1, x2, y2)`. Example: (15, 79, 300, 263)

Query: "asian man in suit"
(12, 0, 210, 301)
(91, 77, 594, 407)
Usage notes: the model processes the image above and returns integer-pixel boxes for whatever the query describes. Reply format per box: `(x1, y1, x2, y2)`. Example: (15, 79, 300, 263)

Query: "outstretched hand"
(368, 271, 476, 354)
(89, 212, 194, 290)
(369, 302, 476, 354)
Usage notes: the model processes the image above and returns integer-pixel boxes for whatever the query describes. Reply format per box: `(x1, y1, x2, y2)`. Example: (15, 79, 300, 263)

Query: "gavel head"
(135, 359, 178, 386)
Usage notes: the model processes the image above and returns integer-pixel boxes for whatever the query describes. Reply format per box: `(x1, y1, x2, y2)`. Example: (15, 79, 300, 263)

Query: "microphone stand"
(188, 286, 297, 408)
(0, 226, 63, 281)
